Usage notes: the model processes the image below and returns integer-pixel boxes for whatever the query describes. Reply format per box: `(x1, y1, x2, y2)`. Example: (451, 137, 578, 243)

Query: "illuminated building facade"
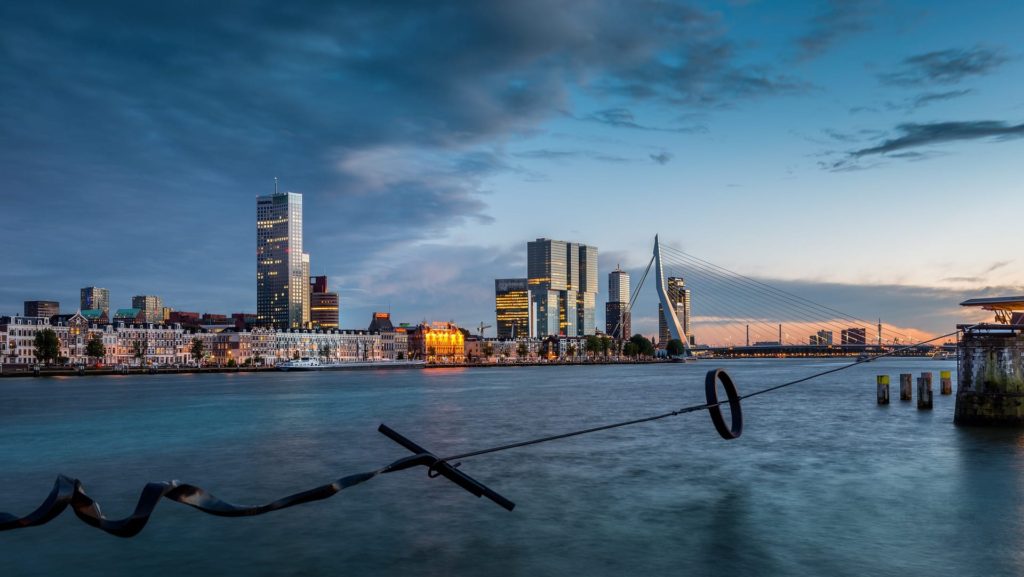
(80, 287, 110, 317)
(131, 295, 164, 324)
(309, 275, 339, 329)
(256, 188, 304, 329)
(406, 322, 465, 362)
(301, 253, 311, 327)
(606, 266, 631, 339)
(495, 278, 532, 339)
(527, 238, 598, 338)
(658, 277, 692, 345)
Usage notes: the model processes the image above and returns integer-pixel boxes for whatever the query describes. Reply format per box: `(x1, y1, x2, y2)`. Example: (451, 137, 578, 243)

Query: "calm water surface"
(2, 359, 1022, 576)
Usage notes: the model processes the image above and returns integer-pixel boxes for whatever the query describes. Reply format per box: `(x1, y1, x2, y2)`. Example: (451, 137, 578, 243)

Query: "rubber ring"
(705, 369, 743, 440)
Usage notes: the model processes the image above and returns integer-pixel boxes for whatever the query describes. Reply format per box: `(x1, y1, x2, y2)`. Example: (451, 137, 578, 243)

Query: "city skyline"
(2, 2, 1022, 338)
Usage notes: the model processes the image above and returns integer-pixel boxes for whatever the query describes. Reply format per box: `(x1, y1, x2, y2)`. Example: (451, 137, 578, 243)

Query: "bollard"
(900, 374, 913, 401)
(940, 370, 952, 395)
(876, 375, 890, 405)
(917, 377, 933, 410)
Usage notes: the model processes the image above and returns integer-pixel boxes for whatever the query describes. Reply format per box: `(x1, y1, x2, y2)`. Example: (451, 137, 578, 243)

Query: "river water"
(1, 359, 1022, 576)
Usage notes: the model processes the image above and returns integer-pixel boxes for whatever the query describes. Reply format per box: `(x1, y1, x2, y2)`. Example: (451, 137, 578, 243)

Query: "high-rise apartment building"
(256, 188, 304, 329)
(80, 287, 110, 317)
(605, 266, 631, 339)
(301, 252, 311, 328)
(131, 295, 163, 324)
(527, 238, 598, 338)
(658, 277, 692, 345)
(24, 301, 59, 318)
(495, 278, 532, 339)
(810, 329, 834, 346)
(309, 275, 339, 329)
(841, 327, 867, 345)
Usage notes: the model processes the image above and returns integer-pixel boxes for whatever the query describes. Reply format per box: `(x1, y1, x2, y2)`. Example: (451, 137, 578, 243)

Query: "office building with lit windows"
(527, 238, 598, 338)
(605, 266, 631, 339)
(309, 275, 339, 329)
(495, 278, 532, 339)
(131, 295, 164, 324)
(256, 188, 305, 329)
(23, 300, 59, 319)
(80, 287, 110, 317)
(658, 277, 692, 345)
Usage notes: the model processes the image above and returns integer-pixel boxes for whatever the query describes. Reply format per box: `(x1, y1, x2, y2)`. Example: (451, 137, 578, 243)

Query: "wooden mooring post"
(917, 375, 933, 410)
(876, 375, 890, 405)
(940, 370, 952, 395)
(900, 373, 913, 401)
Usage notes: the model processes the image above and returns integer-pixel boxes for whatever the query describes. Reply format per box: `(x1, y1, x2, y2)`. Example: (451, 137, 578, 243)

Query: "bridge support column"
(955, 326, 1024, 426)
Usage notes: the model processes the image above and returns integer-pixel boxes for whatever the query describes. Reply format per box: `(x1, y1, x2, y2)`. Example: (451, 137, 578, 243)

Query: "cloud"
(649, 152, 674, 165)
(907, 89, 972, 109)
(940, 260, 1014, 284)
(796, 0, 875, 60)
(822, 120, 1024, 170)
(0, 1, 814, 315)
(879, 46, 1010, 86)
(850, 121, 1024, 157)
(582, 108, 708, 133)
(513, 149, 630, 163)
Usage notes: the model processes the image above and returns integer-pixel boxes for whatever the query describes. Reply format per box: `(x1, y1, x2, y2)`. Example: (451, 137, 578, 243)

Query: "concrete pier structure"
(954, 296, 1024, 425)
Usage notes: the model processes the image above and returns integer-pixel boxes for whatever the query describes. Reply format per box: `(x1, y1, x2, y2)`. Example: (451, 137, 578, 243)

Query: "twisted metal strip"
(0, 456, 423, 538)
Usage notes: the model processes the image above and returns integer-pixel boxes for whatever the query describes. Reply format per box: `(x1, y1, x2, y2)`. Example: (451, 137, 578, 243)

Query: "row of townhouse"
(0, 313, 409, 367)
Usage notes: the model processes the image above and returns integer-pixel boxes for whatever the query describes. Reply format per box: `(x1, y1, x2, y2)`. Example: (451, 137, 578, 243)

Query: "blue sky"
(1, 1, 1021, 339)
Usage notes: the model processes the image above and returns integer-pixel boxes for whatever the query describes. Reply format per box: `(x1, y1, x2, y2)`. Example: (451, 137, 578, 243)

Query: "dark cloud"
(0, 0, 810, 315)
(582, 108, 708, 133)
(796, 0, 875, 60)
(908, 89, 972, 109)
(649, 152, 674, 165)
(879, 47, 1010, 86)
(821, 120, 1024, 171)
(851, 121, 1024, 157)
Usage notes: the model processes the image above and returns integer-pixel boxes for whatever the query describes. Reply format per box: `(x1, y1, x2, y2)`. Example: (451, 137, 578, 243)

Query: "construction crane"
(477, 322, 492, 337)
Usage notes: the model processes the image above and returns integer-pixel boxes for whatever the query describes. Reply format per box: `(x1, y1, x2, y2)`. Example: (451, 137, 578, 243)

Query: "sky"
(1, 1, 1022, 341)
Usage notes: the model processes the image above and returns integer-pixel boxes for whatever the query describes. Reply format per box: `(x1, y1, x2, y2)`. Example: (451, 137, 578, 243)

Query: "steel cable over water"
(0, 328, 965, 537)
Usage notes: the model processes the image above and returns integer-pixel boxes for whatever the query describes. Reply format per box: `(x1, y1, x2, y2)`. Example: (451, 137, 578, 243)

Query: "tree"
(600, 336, 611, 358)
(86, 335, 105, 363)
(190, 338, 205, 365)
(33, 329, 60, 366)
(292, 350, 301, 360)
(132, 340, 146, 366)
(585, 335, 600, 358)
(629, 334, 655, 358)
(666, 339, 686, 357)
(623, 342, 639, 358)
(566, 344, 577, 360)
(516, 342, 529, 359)
(482, 343, 494, 358)
(319, 344, 331, 360)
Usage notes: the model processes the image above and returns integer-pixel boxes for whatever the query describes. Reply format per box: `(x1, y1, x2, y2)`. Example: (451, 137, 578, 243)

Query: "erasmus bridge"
(628, 236, 947, 358)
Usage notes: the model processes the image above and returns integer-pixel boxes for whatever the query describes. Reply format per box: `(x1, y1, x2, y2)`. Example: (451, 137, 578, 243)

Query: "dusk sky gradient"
(2, 1, 1022, 339)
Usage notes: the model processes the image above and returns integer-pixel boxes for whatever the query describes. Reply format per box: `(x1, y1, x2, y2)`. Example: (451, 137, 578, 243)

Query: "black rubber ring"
(705, 369, 743, 440)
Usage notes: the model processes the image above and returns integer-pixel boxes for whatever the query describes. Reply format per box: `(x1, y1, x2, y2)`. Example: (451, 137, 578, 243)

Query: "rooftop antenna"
(274, 177, 279, 194)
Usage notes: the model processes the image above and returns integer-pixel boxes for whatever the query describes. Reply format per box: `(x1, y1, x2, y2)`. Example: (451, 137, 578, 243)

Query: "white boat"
(276, 357, 425, 371)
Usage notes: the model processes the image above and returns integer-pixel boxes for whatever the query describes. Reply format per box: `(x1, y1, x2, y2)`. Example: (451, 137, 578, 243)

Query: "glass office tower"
(257, 190, 304, 329)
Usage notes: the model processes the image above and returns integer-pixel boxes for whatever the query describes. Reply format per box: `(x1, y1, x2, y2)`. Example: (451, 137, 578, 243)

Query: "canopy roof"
(960, 296, 1024, 311)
